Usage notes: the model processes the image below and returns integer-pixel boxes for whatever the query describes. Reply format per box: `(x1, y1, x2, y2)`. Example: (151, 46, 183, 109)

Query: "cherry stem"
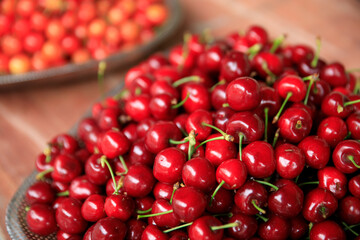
(264, 107, 269, 142)
(212, 212, 233, 218)
(262, 61, 276, 82)
(170, 183, 179, 205)
(202, 122, 234, 142)
(117, 156, 128, 176)
(172, 76, 200, 88)
(298, 181, 319, 187)
(247, 43, 262, 60)
(348, 155, 360, 168)
(311, 37, 321, 67)
(137, 209, 173, 219)
(210, 79, 226, 92)
(172, 92, 190, 109)
(210, 180, 225, 206)
(273, 92, 293, 124)
(211, 222, 239, 231)
(344, 99, 360, 107)
(137, 208, 152, 214)
(187, 130, 196, 160)
(295, 174, 300, 183)
(113, 89, 129, 100)
(36, 167, 54, 180)
(163, 222, 193, 233)
(57, 190, 69, 197)
(25, 206, 30, 212)
(239, 133, 244, 161)
(256, 214, 268, 222)
(194, 136, 225, 151)
(342, 222, 360, 236)
(304, 75, 319, 105)
(270, 34, 286, 53)
(272, 128, 280, 148)
(254, 180, 279, 191)
(98, 61, 106, 97)
(43, 146, 52, 163)
(251, 199, 266, 214)
(295, 120, 303, 129)
(169, 138, 189, 145)
(100, 156, 119, 195)
(346, 68, 360, 73)
(222, 103, 230, 108)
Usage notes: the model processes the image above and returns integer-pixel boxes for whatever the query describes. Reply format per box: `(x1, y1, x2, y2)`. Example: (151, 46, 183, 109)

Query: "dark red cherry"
(320, 62, 348, 87)
(26, 204, 57, 236)
(308, 79, 331, 106)
(254, 86, 282, 118)
(185, 109, 213, 141)
(220, 51, 250, 82)
(207, 187, 234, 214)
(216, 159, 247, 190)
(153, 182, 173, 201)
(173, 113, 189, 134)
(317, 116, 348, 148)
(242, 141, 275, 178)
(290, 215, 308, 240)
(226, 77, 260, 111)
(199, 44, 225, 73)
(321, 91, 353, 118)
(141, 225, 169, 240)
(52, 154, 82, 183)
(149, 199, 180, 228)
(137, 118, 156, 139)
(234, 180, 268, 215)
(136, 196, 154, 213)
(100, 129, 130, 159)
(105, 176, 125, 196)
(129, 75, 153, 95)
(347, 112, 360, 140)
(245, 25, 268, 47)
(181, 83, 211, 113)
(205, 133, 237, 167)
(332, 140, 360, 174)
(253, 52, 283, 79)
(98, 107, 121, 131)
(182, 157, 216, 193)
(298, 136, 330, 169)
(291, 44, 314, 64)
(318, 166, 347, 199)
(81, 194, 106, 222)
(69, 175, 101, 201)
(104, 194, 135, 221)
(297, 58, 326, 77)
(150, 79, 179, 100)
(227, 213, 258, 240)
(188, 215, 223, 240)
(349, 175, 360, 198)
(85, 154, 111, 185)
(129, 140, 154, 166)
(125, 94, 151, 122)
(302, 188, 338, 223)
(213, 107, 235, 132)
(126, 219, 147, 240)
(51, 134, 78, 154)
(309, 220, 346, 240)
(91, 217, 127, 240)
(83, 225, 95, 240)
(153, 147, 186, 184)
(275, 143, 305, 179)
(57, 230, 82, 240)
(172, 186, 207, 222)
(145, 54, 169, 73)
(51, 181, 69, 194)
(258, 215, 290, 240)
(339, 196, 360, 225)
(26, 181, 55, 205)
(150, 93, 178, 120)
(124, 164, 155, 198)
(56, 197, 88, 234)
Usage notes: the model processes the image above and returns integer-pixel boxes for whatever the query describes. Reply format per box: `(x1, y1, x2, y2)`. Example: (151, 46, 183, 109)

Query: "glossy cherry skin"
(278, 107, 312, 143)
(211, 83, 227, 110)
(150, 199, 180, 228)
(145, 121, 183, 154)
(253, 52, 283, 79)
(85, 153, 111, 185)
(226, 213, 257, 239)
(185, 109, 213, 141)
(100, 129, 130, 159)
(92, 217, 127, 240)
(254, 86, 282, 118)
(298, 136, 330, 169)
(309, 220, 346, 240)
(129, 140, 154, 166)
(258, 214, 290, 240)
(318, 166, 347, 199)
(268, 179, 304, 218)
(182, 157, 216, 193)
(150, 79, 179, 100)
(226, 112, 264, 143)
(347, 112, 360, 140)
(141, 225, 169, 240)
(332, 140, 360, 174)
(297, 58, 326, 77)
(276, 75, 307, 102)
(26, 204, 58, 236)
(69, 175, 101, 201)
(349, 175, 360, 198)
(123, 123, 138, 143)
(181, 83, 211, 113)
(317, 116, 348, 148)
(83, 225, 95, 240)
(290, 44, 314, 64)
(275, 143, 305, 179)
(320, 62, 348, 87)
(321, 91, 353, 118)
(207, 187, 234, 214)
(216, 159, 247, 190)
(308, 79, 331, 106)
(51, 134, 78, 154)
(125, 94, 151, 122)
(290, 215, 308, 240)
(56, 197, 88, 234)
(188, 215, 223, 240)
(205, 133, 237, 167)
(98, 107, 121, 131)
(302, 188, 338, 223)
(339, 196, 360, 225)
(153, 182, 173, 201)
(226, 77, 260, 111)
(56, 230, 82, 240)
(234, 180, 268, 215)
(124, 164, 155, 198)
(177, 140, 205, 159)
(126, 219, 147, 240)
(81, 194, 106, 222)
(242, 141, 275, 178)
(245, 25, 268, 46)
(52, 154, 82, 183)
(220, 50, 251, 82)
(153, 147, 186, 184)
(150, 93, 177, 120)
(213, 107, 235, 132)
(25, 181, 55, 205)
(137, 118, 156, 139)
(104, 194, 135, 221)
(172, 186, 207, 223)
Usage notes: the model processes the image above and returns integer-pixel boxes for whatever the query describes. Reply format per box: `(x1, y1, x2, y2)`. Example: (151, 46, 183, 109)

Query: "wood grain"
(1, 0, 359, 238)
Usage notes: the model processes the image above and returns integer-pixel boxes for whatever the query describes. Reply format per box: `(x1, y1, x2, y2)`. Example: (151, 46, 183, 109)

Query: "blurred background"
(0, 0, 359, 239)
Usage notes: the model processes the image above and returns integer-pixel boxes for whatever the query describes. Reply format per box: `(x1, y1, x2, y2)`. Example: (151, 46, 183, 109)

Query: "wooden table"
(1, 0, 359, 238)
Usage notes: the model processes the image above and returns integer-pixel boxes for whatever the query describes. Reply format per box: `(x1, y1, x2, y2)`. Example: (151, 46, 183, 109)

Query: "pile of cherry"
(0, 0, 168, 74)
(24, 25, 360, 240)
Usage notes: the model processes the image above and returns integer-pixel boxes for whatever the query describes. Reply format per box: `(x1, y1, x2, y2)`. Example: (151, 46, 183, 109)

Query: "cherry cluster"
(25, 25, 360, 240)
(0, 0, 168, 74)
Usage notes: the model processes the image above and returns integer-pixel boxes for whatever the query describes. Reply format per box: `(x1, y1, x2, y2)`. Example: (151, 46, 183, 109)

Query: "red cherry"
(52, 154, 82, 183)
(128, 140, 154, 166)
(318, 166, 347, 199)
(216, 159, 247, 190)
(126, 219, 147, 240)
(181, 83, 211, 113)
(321, 91, 353, 118)
(332, 140, 360, 174)
(85, 154, 111, 185)
(291, 44, 314, 64)
(349, 175, 360, 198)
(185, 109, 213, 141)
(309, 220, 346, 240)
(258, 214, 290, 240)
(188, 216, 224, 240)
(125, 94, 151, 122)
(298, 136, 330, 169)
(26, 181, 55, 205)
(253, 52, 283, 79)
(346, 112, 360, 140)
(211, 83, 227, 110)
(213, 107, 235, 132)
(91, 217, 127, 240)
(205, 133, 237, 167)
(124, 164, 155, 198)
(56, 197, 88, 234)
(150, 93, 178, 120)
(339, 196, 360, 225)
(320, 62, 348, 87)
(245, 25, 268, 47)
(275, 143, 305, 179)
(226, 77, 261, 111)
(81, 194, 106, 222)
(104, 194, 135, 221)
(254, 86, 282, 118)
(26, 204, 58, 236)
(69, 175, 101, 201)
(220, 51, 251, 82)
(206, 187, 234, 214)
(149, 199, 180, 228)
(100, 129, 130, 159)
(141, 225, 169, 240)
(226, 213, 258, 239)
(24, 32, 44, 53)
(290, 215, 308, 240)
(308, 79, 331, 106)
(317, 116, 348, 148)
(234, 180, 268, 215)
(153, 182, 173, 201)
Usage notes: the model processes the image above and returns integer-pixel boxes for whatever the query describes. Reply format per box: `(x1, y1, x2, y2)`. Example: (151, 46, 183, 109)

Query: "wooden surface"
(1, 0, 359, 238)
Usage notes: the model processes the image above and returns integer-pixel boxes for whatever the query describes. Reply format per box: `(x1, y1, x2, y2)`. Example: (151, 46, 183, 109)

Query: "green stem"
(117, 156, 128, 176)
(304, 78, 315, 105)
(348, 155, 360, 168)
(210, 222, 239, 231)
(298, 181, 319, 187)
(172, 76, 200, 88)
(210, 80, 226, 92)
(170, 183, 179, 205)
(194, 136, 225, 151)
(188, 130, 196, 160)
(222, 103, 230, 108)
(264, 107, 269, 142)
(137, 208, 152, 214)
(100, 156, 119, 195)
(251, 199, 266, 214)
(344, 99, 360, 107)
(169, 138, 189, 145)
(273, 92, 293, 124)
(342, 222, 359, 236)
(239, 133, 244, 161)
(210, 180, 225, 206)
(163, 222, 193, 233)
(346, 68, 360, 73)
(295, 174, 300, 183)
(43, 146, 52, 163)
(256, 214, 268, 222)
(270, 34, 286, 53)
(272, 128, 280, 148)
(247, 43, 262, 60)
(57, 190, 69, 197)
(172, 92, 190, 109)
(311, 37, 321, 67)
(262, 61, 276, 81)
(254, 180, 279, 191)
(137, 210, 173, 219)
(36, 167, 54, 180)
(202, 122, 227, 136)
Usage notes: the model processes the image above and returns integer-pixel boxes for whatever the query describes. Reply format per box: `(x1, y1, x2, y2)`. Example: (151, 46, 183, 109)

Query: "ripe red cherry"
(321, 91, 353, 118)
(188, 216, 223, 240)
(291, 44, 314, 64)
(141, 225, 169, 240)
(275, 143, 305, 179)
(309, 221, 346, 240)
(317, 116, 348, 148)
(205, 133, 237, 167)
(308, 79, 331, 106)
(57, 230, 81, 240)
(137, 118, 156, 139)
(85, 154, 111, 185)
(81, 194, 106, 222)
(253, 52, 283, 79)
(56, 197, 88, 234)
(104, 194, 135, 221)
(277, 75, 307, 102)
(347, 112, 360, 140)
(100, 129, 130, 159)
(25, 181, 55, 205)
(24, 32, 44, 53)
(185, 109, 213, 141)
(52, 154, 82, 183)
(206, 187, 234, 214)
(153, 182, 173, 201)
(220, 51, 251, 82)
(226, 213, 258, 239)
(242, 141, 275, 178)
(199, 44, 225, 73)
(298, 136, 330, 169)
(129, 140, 154, 166)
(125, 94, 151, 122)
(216, 159, 247, 190)
(254, 85, 282, 118)
(213, 107, 235, 132)
(320, 62, 348, 87)
(153, 147, 186, 184)
(211, 83, 227, 110)
(290, 215, 308, 240)
(318, 166, 347, 199)
(26, 204, 58, 236)
(69, 175, 101, 201)
(339, 196, 360, 225)
(245, 25, 268, 47)
(332, 140, 360, 174)
(150, 93, 177, 120)
(181, 83, 211, 113)
(126, 219, 147, 240)
(234, 180, 268, 215)
(258, 214, 290, 240)
(226, 77, 260, 111)
(91, 217, 127, 240)
(349, 175, 360, 198)
(124, 164, 155, 198)
(149, 199, 180, 228)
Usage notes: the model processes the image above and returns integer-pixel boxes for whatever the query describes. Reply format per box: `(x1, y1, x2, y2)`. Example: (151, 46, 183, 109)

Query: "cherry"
(51, 181, 69, 194)
(185, 109, 213, 141)
(69, 175, 102, 201)
(173, 113, 189, 134)
(298, 135, 330, 169)
(104, 194, 135, 221)
(309, 220, 346, 240)
(291, 44, 314, 64)
(308, 79, 331, 106)
(83, 225, 95, 240)
(258, 214, 290, 240)
(25, 181, 55, 205)
(26, 204, 58, 236)
(147, 199, 180, 228)
(182, 157, 216, 193)
(85, 154, 111, 185)
(91, 217, 127, 240)
(81, 194, 106, 222)
(317, 116, 348, 148)
(126, 219, 147, 240)
(153, 147, 186, 184)
(213, 107, 235, 132)
(347, 112, 360, 140)
(245, 25, 268, 47)
(225, 77, 261, 111)
(141, 225, 169, 240)
(206, 187, 234, 214)
(171, 186, 207, 223)
(181, 83, 211, 113)
(234, 180, 268, 215)
(321, 91, 353, 118)
(275, 143, 305, 179)
(332, 140, 360, 174)
(227, 213, 258, 239)
(188, 215, 224, 240)
(339, 196, 360, 225)
(123, 123, 138, 142)
(215, 159, 247, 190)
(153, 182, 173, 201)
(254, 86, 282, 118)
(100, 129, 130, 159)
(125, 94, 151, 122)
(320, 62, 348, 87)
(49, 154, 82, 183)
(129, 140, 154, 166)
(56, 197, 88, 234)
(290, 215, 308, 240)
(136, 196, 154, 213)
(205, 133, 237, 167)
(57, 230, 82, 240)
(150, 80, 179, 100)
(349, 175, 360, 198)
(318, 166, 347, 199)
(302, 188, 338, 223)
(199, 44, 225, 73)
(150, 93, 178, 120)
(242, 141, 275, 178)
(220, 50, 251, 82)
(137, 118, 156, 139)
(253, 52, 283, 81)
(124, 164, 155, 198)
